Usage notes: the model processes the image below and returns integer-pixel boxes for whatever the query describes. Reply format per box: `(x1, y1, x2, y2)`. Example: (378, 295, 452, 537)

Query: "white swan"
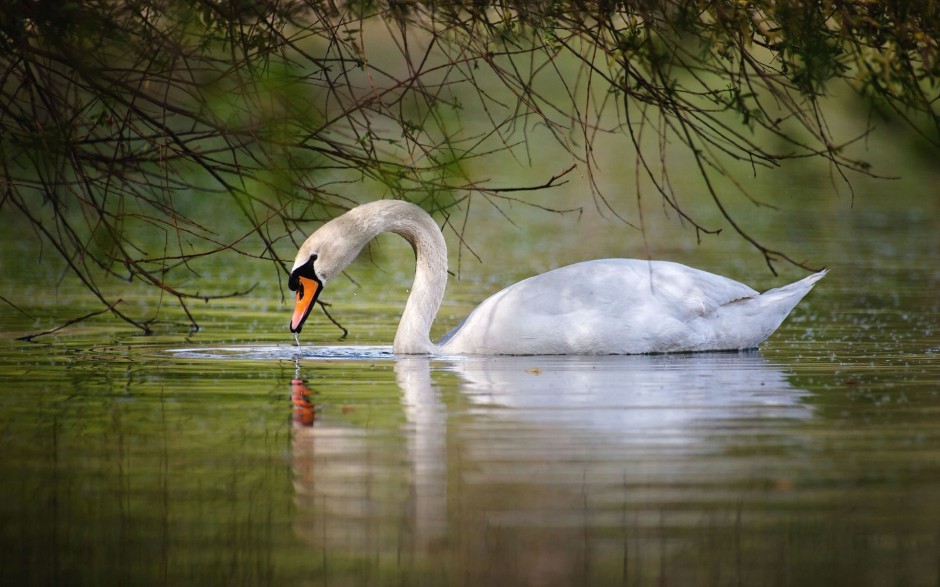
(288, 200, 826, 355)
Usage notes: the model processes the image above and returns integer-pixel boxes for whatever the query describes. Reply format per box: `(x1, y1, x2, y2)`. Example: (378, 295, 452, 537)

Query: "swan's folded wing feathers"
(438, 259, 763, 354)
(638, 261, 758, 318)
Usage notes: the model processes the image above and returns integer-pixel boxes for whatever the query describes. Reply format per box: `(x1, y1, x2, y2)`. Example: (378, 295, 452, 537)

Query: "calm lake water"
(2, 150, 939, 585)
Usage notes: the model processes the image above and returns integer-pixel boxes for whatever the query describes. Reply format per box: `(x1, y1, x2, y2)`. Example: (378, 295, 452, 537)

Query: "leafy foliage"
(1, 0, 937, 332)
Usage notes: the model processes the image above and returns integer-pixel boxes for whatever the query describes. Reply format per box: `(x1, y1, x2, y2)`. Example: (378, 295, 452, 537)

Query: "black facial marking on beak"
(289, 256, 323, 334)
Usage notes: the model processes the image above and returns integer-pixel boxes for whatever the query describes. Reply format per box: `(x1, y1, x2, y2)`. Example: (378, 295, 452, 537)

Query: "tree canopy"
(2, 0, 937, 333)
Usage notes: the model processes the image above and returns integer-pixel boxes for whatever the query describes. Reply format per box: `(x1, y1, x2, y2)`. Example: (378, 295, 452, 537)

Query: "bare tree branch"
(1, 1, 936, 332)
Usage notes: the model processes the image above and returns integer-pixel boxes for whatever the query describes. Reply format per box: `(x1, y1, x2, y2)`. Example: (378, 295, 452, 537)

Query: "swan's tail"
(711, 269, 827, 350)
(749, 269, 828, 342)
(760, 269, 828, 308)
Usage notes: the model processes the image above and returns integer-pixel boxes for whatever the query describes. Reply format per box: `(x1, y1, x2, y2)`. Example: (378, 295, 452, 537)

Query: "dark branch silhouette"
(2, 1, 936, 332)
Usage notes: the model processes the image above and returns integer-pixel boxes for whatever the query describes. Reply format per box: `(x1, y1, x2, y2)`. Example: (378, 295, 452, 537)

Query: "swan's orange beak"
(290, 275, 321, 334)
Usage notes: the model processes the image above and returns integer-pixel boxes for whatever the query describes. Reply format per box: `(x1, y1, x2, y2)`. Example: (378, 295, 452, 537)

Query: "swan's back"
(438, 260, 824, 355)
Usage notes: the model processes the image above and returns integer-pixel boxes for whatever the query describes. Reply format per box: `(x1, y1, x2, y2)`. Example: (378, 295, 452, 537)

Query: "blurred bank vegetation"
(1, 0, 937, 333)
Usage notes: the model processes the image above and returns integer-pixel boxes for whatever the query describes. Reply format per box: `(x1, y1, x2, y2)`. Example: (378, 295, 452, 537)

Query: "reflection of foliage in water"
(1, 1, 938, 332)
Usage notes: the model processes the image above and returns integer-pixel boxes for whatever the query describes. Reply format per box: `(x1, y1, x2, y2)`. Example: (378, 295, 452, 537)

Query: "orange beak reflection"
(290, 275, 321, 333)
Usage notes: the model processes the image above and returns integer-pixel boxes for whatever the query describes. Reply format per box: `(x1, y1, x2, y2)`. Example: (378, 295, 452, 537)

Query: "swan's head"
(288, 211, 368, 334)
(287, 251, 322, 334)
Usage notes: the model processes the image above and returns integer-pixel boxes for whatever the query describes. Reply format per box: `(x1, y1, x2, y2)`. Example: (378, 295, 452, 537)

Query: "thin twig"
(1, 295, 32, 319)
(487, 164, 576, 193)
(17, 299, 124, 341)
(317, 300, 348, 339)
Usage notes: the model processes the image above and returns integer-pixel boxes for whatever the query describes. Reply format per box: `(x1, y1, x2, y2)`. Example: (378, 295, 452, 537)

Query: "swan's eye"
(288, 255, 318, 291)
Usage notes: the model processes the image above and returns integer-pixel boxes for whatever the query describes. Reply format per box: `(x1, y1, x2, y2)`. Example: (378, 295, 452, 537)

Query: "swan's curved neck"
(351, 202, 447, 354)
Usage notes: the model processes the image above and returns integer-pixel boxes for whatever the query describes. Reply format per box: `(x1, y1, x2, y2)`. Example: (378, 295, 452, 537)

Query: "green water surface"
(2, 153, 939, 586)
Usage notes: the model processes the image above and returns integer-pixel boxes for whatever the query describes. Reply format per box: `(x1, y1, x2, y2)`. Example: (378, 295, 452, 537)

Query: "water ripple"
(167, 344, 395, 361)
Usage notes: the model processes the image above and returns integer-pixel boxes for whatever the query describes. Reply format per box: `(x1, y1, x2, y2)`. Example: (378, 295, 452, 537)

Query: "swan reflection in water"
(290, 352, 813, 584)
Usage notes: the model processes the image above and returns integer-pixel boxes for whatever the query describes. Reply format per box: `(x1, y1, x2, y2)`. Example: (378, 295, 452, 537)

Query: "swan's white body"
(289, 200, 825, 355)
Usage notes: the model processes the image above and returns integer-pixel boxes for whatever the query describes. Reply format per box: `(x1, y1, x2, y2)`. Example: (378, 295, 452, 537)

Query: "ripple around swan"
(166, 345, 395, 362)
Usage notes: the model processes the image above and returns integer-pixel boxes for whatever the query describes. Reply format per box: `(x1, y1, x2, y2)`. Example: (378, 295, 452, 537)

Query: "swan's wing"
(439, 260, 760, 354)
(639, 260, 759, 315)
